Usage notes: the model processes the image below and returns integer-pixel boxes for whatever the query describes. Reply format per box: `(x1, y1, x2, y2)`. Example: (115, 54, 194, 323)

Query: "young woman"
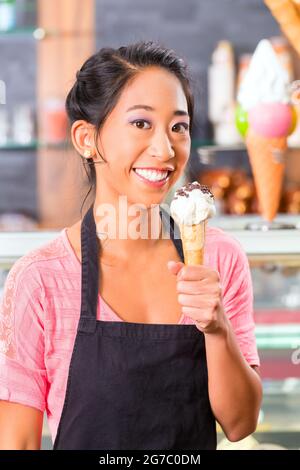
(0, 41, 262, 450)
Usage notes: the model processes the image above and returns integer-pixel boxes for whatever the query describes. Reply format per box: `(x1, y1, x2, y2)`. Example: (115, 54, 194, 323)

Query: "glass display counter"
(1, 214, 300, 449)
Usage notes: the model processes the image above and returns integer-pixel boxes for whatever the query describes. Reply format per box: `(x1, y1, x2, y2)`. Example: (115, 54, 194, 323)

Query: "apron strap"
(159, 206, 184, 262)
(78, 205, 99, 334)
(78, 204, 184, 334)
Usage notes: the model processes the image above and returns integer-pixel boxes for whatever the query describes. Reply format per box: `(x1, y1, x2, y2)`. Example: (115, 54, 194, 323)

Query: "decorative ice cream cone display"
(264, 0, 300, 58)
(170, 182, 216, 265)
(246, 129, 286, 222)
(264, 3, 300, 148)
(237, 39, 297, 227)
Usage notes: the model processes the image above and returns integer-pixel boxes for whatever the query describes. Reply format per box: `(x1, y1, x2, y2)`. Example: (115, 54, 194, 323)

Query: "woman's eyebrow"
(126, 104, 189, 116)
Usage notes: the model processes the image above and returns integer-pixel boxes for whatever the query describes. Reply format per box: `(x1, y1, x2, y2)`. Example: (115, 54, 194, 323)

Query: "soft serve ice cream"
(170, 182, 216, 265)
(170, 181, 216, 226)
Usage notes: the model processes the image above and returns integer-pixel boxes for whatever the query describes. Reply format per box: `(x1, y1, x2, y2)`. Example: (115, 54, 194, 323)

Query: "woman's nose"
(149, 133, 175, 160)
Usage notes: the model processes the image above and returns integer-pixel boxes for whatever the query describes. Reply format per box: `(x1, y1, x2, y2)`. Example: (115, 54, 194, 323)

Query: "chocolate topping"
(174, 181, 214, 199)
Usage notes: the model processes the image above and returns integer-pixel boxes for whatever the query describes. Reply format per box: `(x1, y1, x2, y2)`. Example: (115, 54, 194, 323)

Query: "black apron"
(53, 204, 216, 450)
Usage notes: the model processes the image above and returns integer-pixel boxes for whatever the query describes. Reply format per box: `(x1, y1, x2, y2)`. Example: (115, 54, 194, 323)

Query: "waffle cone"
(246, 129, 287, 222)
(180, 221, 206, 265)
(264, 0, 300, 56)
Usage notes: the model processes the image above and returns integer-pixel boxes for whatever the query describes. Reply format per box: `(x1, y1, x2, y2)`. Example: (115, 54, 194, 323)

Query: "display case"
(1, 215, 300, 449)
(211, 215, 300, 450)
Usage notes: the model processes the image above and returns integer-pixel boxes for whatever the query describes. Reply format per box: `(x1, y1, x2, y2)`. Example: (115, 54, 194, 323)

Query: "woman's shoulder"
(3, 229, 77, 295)
(0, 231, 71, 357)
(0, 230, 80, 354)
(12, 229, 69, 269)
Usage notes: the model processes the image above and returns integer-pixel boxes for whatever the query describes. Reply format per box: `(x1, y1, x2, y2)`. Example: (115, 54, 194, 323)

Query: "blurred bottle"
(0, 0, 16, 31)
(12, 103, 35, 144)
(208, 40, 242, 145)
(0, 108, 9, 145)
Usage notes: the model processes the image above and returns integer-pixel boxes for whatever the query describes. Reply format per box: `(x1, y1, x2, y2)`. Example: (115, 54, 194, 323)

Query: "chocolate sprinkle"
(174, 181, 214, 199)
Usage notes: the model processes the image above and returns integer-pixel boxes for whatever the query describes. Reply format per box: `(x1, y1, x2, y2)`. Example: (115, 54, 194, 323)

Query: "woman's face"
(95, 66, 191, 207)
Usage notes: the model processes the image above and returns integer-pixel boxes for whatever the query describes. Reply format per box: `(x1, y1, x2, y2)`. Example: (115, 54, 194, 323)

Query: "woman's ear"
(71, 120, 96, 160)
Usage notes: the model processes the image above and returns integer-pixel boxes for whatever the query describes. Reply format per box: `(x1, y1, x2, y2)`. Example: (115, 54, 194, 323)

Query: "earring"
(83, 149, 92, 158)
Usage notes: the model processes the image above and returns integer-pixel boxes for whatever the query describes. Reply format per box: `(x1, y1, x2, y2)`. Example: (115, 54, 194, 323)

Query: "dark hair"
(65, 40, 194, 214)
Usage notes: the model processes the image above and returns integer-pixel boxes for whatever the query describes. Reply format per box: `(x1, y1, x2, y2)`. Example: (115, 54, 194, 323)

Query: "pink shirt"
(0, 225, 260, 443)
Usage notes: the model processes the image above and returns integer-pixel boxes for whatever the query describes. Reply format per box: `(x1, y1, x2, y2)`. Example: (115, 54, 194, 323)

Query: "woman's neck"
(92, 196, 165, 262)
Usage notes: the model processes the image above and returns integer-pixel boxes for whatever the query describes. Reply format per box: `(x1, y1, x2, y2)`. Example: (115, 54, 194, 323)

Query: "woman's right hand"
(0, 400, 43, 450)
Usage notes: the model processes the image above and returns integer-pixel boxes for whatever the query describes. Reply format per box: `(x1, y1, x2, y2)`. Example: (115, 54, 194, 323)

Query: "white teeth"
(134, 168, 169, 182)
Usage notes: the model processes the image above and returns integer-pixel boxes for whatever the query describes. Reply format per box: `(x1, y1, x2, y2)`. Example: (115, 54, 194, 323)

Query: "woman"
(0, 41, 262, 450)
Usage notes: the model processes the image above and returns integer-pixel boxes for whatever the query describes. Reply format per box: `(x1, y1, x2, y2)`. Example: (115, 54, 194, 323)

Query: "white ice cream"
(170, 181, 216, 226)
(237, 39, 290, 111)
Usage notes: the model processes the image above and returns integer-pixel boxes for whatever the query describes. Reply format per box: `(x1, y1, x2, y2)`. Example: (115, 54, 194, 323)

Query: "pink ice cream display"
(248, 102, 293, 138)
(237, 39, 296, 222)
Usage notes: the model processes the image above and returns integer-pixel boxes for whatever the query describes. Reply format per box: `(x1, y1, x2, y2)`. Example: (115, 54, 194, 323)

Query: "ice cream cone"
(246, 129, 287, 222)
(180, 221, 206, 265)
(264, 0, 300, 57)
(170, 182, 215, 265)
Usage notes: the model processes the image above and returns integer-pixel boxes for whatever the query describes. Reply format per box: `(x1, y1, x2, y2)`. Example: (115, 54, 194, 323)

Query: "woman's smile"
(132, 166, 174, 188)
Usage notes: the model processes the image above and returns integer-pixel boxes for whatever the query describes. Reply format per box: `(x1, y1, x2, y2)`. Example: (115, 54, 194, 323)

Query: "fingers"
(178, 294, 219, 309)
(177, 265, 220, 282)
(181, 306, 213, 323)
(167, 261, 185, 276)
(168, 263, 220, 284)
(177, 279, 221, 295)
(180, 305, 221, 333)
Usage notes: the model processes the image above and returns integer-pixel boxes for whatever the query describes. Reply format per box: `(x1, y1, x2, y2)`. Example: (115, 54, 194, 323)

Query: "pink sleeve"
(217, 234, 260, 367)
(0, 257, 47, 411)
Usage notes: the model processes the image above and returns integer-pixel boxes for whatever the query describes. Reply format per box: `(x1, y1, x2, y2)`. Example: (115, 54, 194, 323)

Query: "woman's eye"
(131, 120, 151, 130)
(172, 122, 189, 133)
